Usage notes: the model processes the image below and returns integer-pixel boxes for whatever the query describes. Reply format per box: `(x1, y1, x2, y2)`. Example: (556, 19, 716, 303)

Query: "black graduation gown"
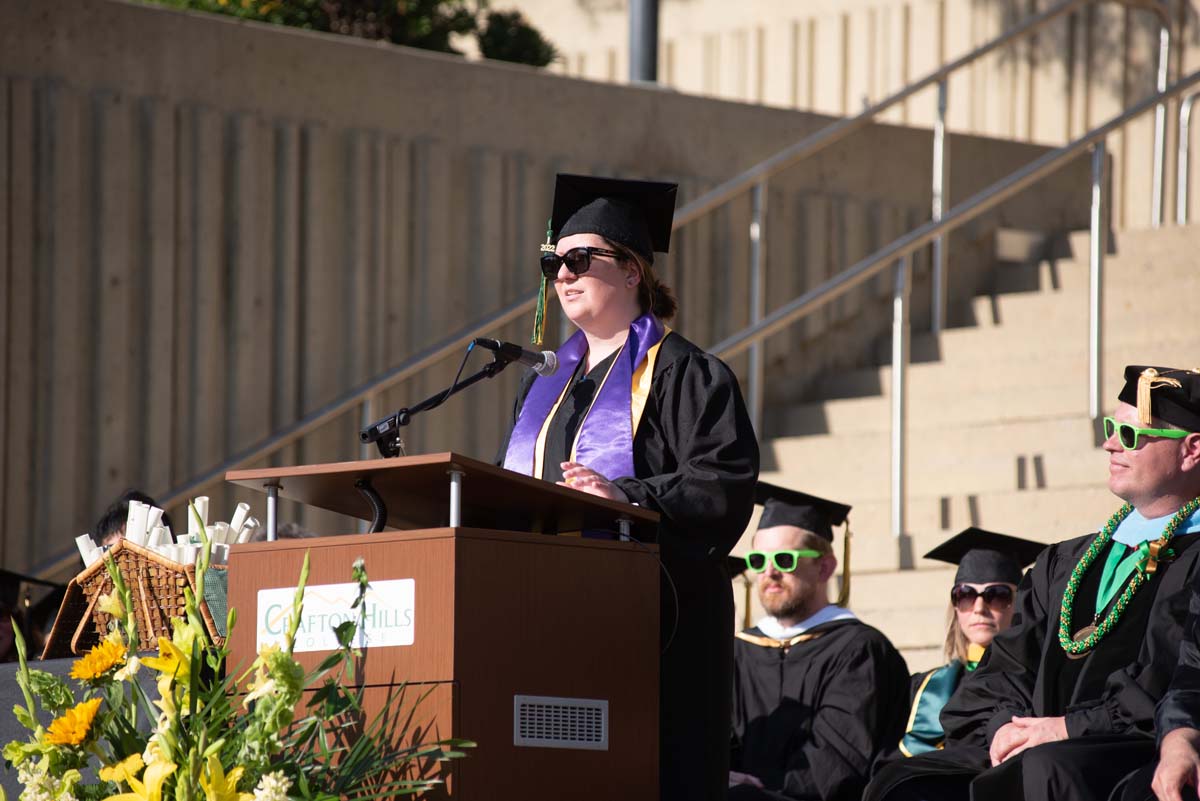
(730, 618, 911, 801)
(865, 530, 1200, 801)
(1110, 533, 1200, 801)
(498, 330, 760, 801)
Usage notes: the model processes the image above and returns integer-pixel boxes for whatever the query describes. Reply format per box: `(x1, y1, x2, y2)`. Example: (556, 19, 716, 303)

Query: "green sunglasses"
(1103, 416, 1191, 451)
(745, 549, 823, 573)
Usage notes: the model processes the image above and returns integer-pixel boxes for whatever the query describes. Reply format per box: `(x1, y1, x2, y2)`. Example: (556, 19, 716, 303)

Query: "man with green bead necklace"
(864, 365, 1200, 801)
(1110, 369, 1200, 800)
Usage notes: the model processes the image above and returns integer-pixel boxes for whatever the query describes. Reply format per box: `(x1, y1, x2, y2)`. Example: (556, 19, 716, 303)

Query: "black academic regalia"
(1110, 534, 1200, 801)
(865, 530, 1200, 801)
(498, 330, 760, 801)
(730, 618, 911, 801)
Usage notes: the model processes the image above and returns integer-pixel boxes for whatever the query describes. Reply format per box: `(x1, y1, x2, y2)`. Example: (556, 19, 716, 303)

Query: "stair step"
(771, 337, 1200, 434)
(992, 228, 1054, 263)
(769, 416, 1095, 461)
(770, 387, 1088, 436)
(764, 445, 1100, 499)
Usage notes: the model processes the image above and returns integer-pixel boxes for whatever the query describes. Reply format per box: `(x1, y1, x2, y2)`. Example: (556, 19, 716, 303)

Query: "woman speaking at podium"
(499, 174, 760, 801)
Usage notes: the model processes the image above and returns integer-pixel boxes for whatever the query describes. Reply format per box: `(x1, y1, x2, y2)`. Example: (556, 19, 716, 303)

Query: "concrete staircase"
(733, 224, 1200, 671)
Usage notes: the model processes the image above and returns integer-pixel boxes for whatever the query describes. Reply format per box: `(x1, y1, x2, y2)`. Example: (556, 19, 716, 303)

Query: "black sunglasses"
(540, 246, 624, 279)
(950, 584, 1014, 612)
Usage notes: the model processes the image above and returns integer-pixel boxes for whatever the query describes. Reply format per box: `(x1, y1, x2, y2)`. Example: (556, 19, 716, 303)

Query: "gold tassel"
(1137, 368, 1183, 425)
(741, 576, 753, 631)
(835, 522, 852, 607)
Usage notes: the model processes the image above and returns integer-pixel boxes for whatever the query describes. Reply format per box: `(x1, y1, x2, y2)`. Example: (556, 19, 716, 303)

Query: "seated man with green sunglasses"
(730, 483, 910, 801)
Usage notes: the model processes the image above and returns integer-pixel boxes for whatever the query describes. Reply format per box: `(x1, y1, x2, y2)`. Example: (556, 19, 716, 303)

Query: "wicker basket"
(42, 539, 226, 659)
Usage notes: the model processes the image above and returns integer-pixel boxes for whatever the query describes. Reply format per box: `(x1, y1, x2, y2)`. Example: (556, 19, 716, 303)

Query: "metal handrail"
(704, 72, 1196, 362)
(1177, 90, 1200, 223)
(665, 0, 1168, 420)
(704, 67, 1200, 539)
(25, 1, 1176, 578)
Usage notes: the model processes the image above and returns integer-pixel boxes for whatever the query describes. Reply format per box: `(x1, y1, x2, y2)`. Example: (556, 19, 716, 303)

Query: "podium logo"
(256, 578, 416, 653)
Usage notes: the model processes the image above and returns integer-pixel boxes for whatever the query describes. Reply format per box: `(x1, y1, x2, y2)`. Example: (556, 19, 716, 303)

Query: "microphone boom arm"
(359, 353, 517, 458)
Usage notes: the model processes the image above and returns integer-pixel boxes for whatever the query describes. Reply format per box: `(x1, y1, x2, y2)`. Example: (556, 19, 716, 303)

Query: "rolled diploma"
(125, 501, 150, 545)
(229, 503, 250, 535)
(146, 506, 164, 533)
(189, 496, 209, 535)
(147, 525, 165, 548)
(235, 516, 260, 544)
(76, 534, 99, 565)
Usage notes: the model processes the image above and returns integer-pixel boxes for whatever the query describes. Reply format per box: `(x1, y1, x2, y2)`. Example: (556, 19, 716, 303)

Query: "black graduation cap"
(754, 482, 852, 541)
(924, 528, 1044, 585)
(1117, 365, 1200, 430)
(551, 174, 678, 264)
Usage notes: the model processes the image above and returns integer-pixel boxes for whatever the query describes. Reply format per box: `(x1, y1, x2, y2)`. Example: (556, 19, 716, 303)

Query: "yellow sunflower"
(70, 639, 126, 681)
(45, 697, 103, 746)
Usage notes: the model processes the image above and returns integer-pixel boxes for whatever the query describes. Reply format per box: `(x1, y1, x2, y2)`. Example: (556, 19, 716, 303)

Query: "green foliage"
(149, 0, 325, 28)
(24, 671, 74, 716)
(142, 0, 559, 66)
(4, 550, 470, 801)
(477, 9, 557, 67)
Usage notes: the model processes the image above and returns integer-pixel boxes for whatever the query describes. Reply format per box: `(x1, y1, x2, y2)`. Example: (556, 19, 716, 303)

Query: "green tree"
(476, 9, 557, 67)
(145, 0, 558, 65)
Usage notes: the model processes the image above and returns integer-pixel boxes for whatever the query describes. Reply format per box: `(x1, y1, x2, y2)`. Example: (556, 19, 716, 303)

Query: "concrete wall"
(520, 0, 1199, 230)
(0, 0, 1089, 574)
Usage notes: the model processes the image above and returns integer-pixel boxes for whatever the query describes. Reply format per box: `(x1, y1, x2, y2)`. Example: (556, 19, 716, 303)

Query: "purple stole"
(503, 313, 666, 480)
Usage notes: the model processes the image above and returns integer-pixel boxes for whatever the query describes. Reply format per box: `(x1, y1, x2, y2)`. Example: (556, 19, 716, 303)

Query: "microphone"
(473, 338, 558, 377)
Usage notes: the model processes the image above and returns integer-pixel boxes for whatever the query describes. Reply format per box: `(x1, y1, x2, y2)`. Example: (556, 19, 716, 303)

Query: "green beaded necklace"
(1058, 497, 1200, 657)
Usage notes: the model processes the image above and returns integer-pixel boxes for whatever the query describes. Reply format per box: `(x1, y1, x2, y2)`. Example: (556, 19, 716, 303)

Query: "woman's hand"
(558, 462, 629, 503)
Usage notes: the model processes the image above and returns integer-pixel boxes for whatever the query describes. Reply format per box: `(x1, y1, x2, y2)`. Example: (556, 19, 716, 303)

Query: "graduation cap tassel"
(835, 523, 852, 608)
(740, 576, 753, 630)
(530, 276, 549, 347)
(1137, 367, 1183, 425)
(532, 217, 554, 347)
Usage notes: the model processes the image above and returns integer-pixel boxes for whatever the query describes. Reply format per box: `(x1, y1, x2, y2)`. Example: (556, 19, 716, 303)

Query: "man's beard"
(760, 580, 815, 620)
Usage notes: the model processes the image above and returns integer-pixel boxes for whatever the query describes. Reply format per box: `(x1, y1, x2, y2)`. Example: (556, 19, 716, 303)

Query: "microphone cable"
(423, 340, 484, 417)
(618, 533, 681, 656)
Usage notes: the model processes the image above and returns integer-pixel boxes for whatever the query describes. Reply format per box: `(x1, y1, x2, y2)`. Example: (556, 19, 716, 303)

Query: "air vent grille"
(513, 694, 609, 750)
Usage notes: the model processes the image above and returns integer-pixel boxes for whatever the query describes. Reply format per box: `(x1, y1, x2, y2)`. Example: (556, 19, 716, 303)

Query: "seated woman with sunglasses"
(498, 173, 759, 801)
(893, 529, 1044, 759)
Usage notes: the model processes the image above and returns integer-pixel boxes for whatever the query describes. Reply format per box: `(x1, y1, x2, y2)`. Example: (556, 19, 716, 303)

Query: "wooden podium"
(225, 453, 661, 799)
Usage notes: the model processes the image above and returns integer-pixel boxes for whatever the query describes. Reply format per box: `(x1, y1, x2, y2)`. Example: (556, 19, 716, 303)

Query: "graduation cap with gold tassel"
(754, 482, 854, 607)
(1118, 365, 1200, 430)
